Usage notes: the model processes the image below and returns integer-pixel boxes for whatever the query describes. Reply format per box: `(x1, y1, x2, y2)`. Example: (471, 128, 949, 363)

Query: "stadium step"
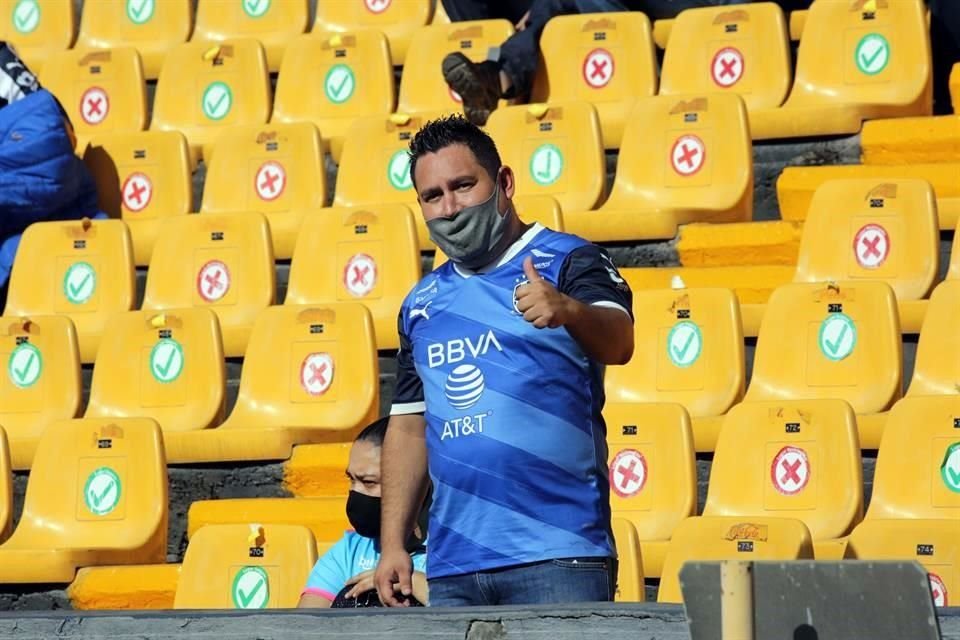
(861, 115, 960, 165)
(67, 565, 180, 610)
(676, 221, 802, 268)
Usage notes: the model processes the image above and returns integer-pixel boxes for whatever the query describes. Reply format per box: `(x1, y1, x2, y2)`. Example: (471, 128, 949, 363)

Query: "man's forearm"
(564, 299, 634, 365)
(381, 414, 430, 551)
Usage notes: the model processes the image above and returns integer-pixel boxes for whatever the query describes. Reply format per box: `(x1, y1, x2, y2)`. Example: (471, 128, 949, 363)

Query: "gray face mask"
(426, 178, 515, 270)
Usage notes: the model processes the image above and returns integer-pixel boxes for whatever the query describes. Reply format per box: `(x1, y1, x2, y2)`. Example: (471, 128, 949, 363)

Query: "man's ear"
(499, 165, 516, 202)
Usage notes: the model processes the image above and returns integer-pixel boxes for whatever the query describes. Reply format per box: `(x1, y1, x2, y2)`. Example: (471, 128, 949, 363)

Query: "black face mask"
(345, 490, 430, 553)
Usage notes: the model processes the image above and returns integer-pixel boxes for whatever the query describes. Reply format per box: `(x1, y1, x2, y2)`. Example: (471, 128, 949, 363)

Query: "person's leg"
(490, 557, 616, 605)
(929, 0, 960, 115)
(427, 572, 496, 607)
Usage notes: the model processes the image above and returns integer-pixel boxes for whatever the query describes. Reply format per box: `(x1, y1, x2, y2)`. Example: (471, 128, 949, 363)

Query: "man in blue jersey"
(374, 115, 634, 607)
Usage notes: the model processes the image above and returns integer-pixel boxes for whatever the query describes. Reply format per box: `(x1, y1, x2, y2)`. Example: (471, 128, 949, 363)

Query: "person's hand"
(375, 548, 414, 607)
(343, 570, 376, 600)
(515, 257, 574, 329)
(515, 10, 531, 31)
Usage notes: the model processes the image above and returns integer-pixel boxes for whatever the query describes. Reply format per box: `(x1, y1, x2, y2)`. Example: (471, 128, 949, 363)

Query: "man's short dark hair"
(355, 416, 389, 448)
(408, 114, 502, 190)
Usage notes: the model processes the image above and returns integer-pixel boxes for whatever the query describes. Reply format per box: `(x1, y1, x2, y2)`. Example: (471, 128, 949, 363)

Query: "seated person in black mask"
(298, 417, 429, 608)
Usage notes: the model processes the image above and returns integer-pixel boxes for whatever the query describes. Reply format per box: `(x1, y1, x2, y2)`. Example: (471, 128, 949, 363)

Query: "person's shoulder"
(402, 263, 453, 309)
(533, 227, 592, 254)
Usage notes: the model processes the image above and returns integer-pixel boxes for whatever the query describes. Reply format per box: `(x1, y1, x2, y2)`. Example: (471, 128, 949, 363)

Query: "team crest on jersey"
(512, 277, 528, 314)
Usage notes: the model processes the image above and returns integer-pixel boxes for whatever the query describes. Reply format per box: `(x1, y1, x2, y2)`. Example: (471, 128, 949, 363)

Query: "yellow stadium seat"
(951, 223, 960, 280)
(794, 179, 939, 301)
(162, 303, 379, 463)
(659, 3, 790, 116)
(174, 523, 316, 609)
(0, 417, 167, 583)
(745, 281, 902, 448)
(193, 0, 308, 73)
(657, 515, 814, 603)
(749, 0, 932, 139)
(909, 281, 960, 396)
(187, 497, 348, 545)
(152, 40, 271, 162)
(271, 31, 395, 163)
(0, 315, 81, 470)
(534, 12, 657, 149)
(85, 309, 225, 433)
(314, 0, 432, 66)
(564, 94, 753, 242)
(484, 102, 605, 213)
(398, 20, 513, 116)
(283, 442, 354, 497)
(606, 284, 744, 451)
(4, 218, 135, 363)
(285, 205, 420, 350)
(39, 47, 147, 148)
(789, 9, 807, 41)
(0, 0, 74, 72)
(611, 518, 645, 602)
(142, 212, 275, 358)
(201, 122, 326, 259)
(604, 403, 696, 578)
(75, 0, 192, 80)
(0, 425, 10, 543)
(82, 130, 193, 266)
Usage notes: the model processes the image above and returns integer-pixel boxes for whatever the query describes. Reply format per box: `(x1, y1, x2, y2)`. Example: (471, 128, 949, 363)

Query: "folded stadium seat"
(271, 30, 395, 163)
(67, 564, 181, 610)
(0, 417, 167, 583)
(201, 122, 326, 259)
(563, 94, 753, 242)
(4, 218, 136, 363)
(611, 518, 644, 602)
(0, 315, 81, 470)
(658, 3, 791, 120)
(605, 284, 745, 452)
(186, 497, 348, 547)
(192, 0, 308, 73)
(84, 309, 226, 432)
(314, 0, 432, 66)
(151, 39, 271, 163)
(749, 0, 932, 139)
(141, 212, 275, 358)
(162, 303, 379, 464)
(484, 102, 605, 213)
(0, 425, 10, 543)
(82, 130, 193, 266)
(174, 523, 316, 609)
(789, 9, 807, 42)
(75, 0, 193, 80)
(744, 281, 902, 448)
(533, 12, 657, 149)
(657, 515, 814, 603)
(908, 281, 960, 397)
(951, 224, 960, 280)
(0, 0, 74, 72)
(285, 205, 420, 350)
(397, 20, 513, 116)
(604, 403, 696, 579)
(38, 47, 148, 150)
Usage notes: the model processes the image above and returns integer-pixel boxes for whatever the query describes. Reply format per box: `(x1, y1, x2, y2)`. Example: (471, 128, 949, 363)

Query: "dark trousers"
(929, 0, 960, 114)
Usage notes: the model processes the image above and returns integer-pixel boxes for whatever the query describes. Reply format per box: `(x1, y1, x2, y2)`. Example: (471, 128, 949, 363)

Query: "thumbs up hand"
(515, 256, 575, 329)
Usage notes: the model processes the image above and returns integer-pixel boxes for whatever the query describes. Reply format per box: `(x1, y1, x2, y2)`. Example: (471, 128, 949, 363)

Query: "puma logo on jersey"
(409, 301, 432, 321)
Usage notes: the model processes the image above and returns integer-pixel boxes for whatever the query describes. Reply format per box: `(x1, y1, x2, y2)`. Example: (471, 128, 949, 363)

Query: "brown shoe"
(442, 52, 501, 126)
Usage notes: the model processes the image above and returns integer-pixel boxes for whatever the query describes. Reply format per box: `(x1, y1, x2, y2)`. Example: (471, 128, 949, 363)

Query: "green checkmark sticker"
(667, 320, 702, 368)
(818, 313, 857, 361)
(202, 81, 233, 121)
(242, 0, 271, 18)
(83, 467, 122, 516)
(941, 442, 960, 494)
(855, 33, 890, 76)
(63, 261, 97, 305)
(529, 143, 564, 187)
(12, 0, 40, 34)
(324, 64, 356, 105)
(7, 342, 42, 389)
(232, 566, 269, 609)
(126, 0, 154, 24)
(150, 338, 184, 383)
(387, 149, 412, 190)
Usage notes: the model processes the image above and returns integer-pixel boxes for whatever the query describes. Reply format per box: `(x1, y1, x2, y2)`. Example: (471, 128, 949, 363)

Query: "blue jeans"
(428, 557, 616, 606)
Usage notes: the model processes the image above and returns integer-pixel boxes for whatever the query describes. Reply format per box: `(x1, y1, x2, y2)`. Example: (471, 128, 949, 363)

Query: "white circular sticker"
(232, 566, 269, 609)
(711, 46, 744, 88)
(818, 313, 857, 361)
(343, 253, 377, 298)
(364, 0, 391, 13)
(671, 134, 706, 176)
(63, 261, 97, 305)
(930, 573, 948, 607)
(610, 449, 647, 498)
(582, 48, 614, 89)
(196, 260, 231, 303)
(300, 353, 334, 396)
(84, 467, 121, 516)
(771, 446, 810, 496)
(667, 320, 702, 368)
(853, 223, 890, 269)
(122, 172, 153, 213)
(255, 161, 286, 202)
(80, 87, 110, 126)
(8, 342, 42, 389)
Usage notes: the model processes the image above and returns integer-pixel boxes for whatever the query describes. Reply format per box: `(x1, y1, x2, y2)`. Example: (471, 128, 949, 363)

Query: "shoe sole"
(441, 52, 499, 125)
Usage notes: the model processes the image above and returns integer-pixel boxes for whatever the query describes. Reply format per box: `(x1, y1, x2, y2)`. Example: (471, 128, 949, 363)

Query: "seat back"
(0, 426, 11, 542)
(186, 497, 349, 545)
(611, 518, 645, 602)
(795, 179, 939, 300)
(75, 0, 192, 79)
(193, 0, 307, 71)
(4, 218, 135, 363)
(604, 403, 697, 544)
(397, 20, 513, 115)
(485, 102, 605, 213)
(659, 3, 790, 111)
(909, 280, 960, 396)
(705, 399, 863, 539)
(82, 130, 192, 265)
(86, 309, 225, 433)
(746, 281, 902, 414)
(603, 94, 752, 224)
(868, 396, 960, 520)
(39, 47, 146, 140)
(174, 523, 317, 609)
(535, 12, 657, 149)
(314, 0, 432, 65)
(0, 0, 74, 70)
(950, 221, 960, 281)
(142, 212, 275, 357)
(222, 304, 378, 433)
(286, 205, 420, 351)
(606, 284, 744, 418)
